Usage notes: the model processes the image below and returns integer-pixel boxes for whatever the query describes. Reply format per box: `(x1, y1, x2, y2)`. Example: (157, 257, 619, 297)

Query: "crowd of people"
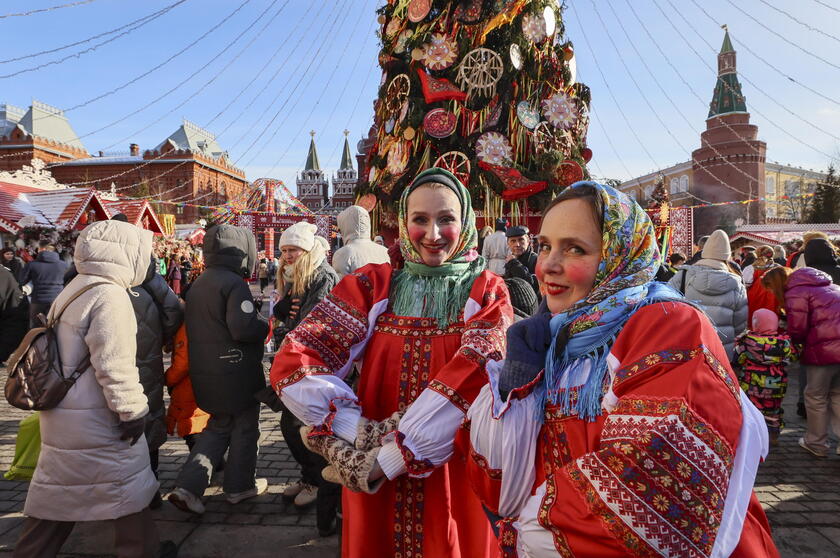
(1, 170, 839, 557)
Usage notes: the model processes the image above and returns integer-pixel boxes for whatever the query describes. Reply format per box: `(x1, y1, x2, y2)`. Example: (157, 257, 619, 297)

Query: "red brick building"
(49, 120, 248, 224)
(0, 101, 89, 171)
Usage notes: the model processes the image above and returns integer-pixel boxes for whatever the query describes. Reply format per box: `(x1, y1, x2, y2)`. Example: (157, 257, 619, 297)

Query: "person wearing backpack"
(14, 220, 172, 558)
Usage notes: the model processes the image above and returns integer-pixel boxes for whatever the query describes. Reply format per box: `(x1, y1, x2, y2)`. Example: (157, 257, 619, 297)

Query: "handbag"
(5, 282, 109, 411)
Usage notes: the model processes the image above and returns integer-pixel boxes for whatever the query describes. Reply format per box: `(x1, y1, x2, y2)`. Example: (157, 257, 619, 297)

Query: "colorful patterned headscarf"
(542, 181, 685, 421)
(391, 168, 485, 328)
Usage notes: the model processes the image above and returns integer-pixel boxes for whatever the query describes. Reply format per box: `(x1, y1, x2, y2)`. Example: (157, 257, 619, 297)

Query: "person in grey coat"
(168, 225, 269, 515)
(669, 229, 747, 360)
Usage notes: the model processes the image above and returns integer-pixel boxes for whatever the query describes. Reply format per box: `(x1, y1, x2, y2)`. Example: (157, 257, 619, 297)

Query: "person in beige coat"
(331, 205, 389, 279)
(15, 220, 165, 558)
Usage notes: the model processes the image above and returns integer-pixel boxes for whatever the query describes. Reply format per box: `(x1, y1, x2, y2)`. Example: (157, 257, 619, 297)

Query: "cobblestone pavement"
(0, 357, 839, 556)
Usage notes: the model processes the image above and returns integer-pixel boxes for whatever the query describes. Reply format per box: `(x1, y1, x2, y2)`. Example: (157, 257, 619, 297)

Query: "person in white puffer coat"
(331, 205, 389, 279)
(669, 229, 748, 360)
(15, 220, 163, 558)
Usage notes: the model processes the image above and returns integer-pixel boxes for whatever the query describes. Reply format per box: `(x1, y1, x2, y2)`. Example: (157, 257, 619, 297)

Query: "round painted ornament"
(521, 12, 547, 43)
(509, 43, 523, 70)
(516, 101, 540, 129)
(555, 160, 584, 186)
(422, 33, 459, 71)
(423, 108, 458, 138)
(385, 74, 410, 114)
(543, 6, 556, 38)
(541, 91, 578, 129)
(475, 131, 513, 165)
(581, 147, 593, 163)
(407, 0, 431, 22)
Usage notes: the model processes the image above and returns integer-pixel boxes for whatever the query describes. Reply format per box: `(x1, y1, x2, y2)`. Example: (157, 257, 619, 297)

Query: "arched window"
(670, 178, 679, 193)
(680, 175, 689, 192)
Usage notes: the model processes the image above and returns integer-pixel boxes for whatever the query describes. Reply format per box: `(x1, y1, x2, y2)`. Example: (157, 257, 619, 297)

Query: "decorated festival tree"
(359, 0, 592, 226)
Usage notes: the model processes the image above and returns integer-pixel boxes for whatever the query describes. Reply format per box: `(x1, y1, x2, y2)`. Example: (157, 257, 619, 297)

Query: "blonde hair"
(276, 242, 326, 297)
(755, 245, 775, 267)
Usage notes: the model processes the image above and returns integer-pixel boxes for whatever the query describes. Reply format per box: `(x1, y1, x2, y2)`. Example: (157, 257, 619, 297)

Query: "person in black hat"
(503, 225, 540, 301)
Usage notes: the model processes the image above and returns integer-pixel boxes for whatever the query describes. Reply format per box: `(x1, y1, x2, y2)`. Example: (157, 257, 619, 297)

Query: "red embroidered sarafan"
(271, 264, 510, 558)
(466, 302, 780, 558)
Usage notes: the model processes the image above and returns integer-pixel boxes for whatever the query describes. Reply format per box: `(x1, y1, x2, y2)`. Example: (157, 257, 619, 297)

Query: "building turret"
(296, 131, 329, 211)
(691, 26, 766, 234)
(331, 130, 358, 210)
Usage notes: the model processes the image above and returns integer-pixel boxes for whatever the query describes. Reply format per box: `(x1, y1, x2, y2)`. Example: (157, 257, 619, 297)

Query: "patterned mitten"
(355, 411, 404, 451)
(301, 426, 385, 494)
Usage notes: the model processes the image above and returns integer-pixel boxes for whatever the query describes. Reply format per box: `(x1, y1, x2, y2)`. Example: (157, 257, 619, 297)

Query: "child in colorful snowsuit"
(165, 324, 210, 450)
(734, 308, 797, 445)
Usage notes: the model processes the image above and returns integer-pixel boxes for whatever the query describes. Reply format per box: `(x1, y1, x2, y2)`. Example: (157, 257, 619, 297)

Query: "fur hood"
(74, 220, 152, 288)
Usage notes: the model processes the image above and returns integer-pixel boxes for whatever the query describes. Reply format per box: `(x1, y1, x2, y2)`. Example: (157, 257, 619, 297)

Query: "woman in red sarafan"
(269, 168, 512, 558)
(463, 181, 779, 557)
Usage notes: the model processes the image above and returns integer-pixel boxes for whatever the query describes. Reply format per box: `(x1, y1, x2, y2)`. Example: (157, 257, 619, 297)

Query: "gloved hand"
(301, 426, 385, 494)
(355, 411, 404, 451)
(498, 311, 553, 396)
(119, 416, 146, 446)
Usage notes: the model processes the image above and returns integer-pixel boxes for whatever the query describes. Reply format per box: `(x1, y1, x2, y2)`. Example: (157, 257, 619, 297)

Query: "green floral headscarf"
(391, 168, 485, 328)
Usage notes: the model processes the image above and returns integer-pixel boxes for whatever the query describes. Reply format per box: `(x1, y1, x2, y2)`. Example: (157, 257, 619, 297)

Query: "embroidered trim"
(428, 379, 471, 413)
(395, 431, 435, 477)
(394, 476, 426, 557)
(273, 365, 332, 392)
(307, 396, 359, 439)
(497, 517, 520, 558)
(612, 345, 741, 403)
(288, 295, 368, 372)
(375, 312, 465, 336)
(469, 447, 502, 480)
(568, 398, 733, 558)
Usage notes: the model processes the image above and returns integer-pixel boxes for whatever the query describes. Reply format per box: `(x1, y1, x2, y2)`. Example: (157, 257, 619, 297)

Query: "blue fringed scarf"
(539, 181, 686, 422)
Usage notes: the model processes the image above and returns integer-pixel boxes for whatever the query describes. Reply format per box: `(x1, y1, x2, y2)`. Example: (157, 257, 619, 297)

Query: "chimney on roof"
(98, 151, 103, 157)
(130, 143, 140, 156)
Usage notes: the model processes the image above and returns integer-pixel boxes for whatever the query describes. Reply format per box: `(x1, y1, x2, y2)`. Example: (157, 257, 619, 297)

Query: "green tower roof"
(304, 131, 320, 171)
(339, 131, 354, 170)
(720, 29, 734, 53)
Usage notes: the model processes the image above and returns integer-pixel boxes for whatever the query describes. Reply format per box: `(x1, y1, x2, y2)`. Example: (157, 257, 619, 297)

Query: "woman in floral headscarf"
(464, 182, 779, 557)
(270, 168, 513, 557)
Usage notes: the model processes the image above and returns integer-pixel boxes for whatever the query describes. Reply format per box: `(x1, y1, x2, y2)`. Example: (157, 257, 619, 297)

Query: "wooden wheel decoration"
(385, 74, 410, 115)
(532, 121, 562, 155)
(434, 151, 471, 185)
(456, 48, 503, 99)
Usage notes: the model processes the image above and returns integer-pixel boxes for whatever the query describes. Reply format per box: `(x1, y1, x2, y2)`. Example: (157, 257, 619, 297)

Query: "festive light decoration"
(362, 0, 592, 219)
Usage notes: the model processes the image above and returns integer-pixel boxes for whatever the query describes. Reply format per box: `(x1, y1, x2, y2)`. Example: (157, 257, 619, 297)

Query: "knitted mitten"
(301, 426, 384, 494)
(355, 411, 404, 451)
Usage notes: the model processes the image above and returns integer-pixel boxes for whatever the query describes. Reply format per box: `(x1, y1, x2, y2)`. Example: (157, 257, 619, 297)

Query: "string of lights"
(217, 0, 340, 143)
(568, 2, 660, 171)
(0, 1, 188, 78)
(723, 0, 840, 73)
(256, 0, 376, 174)
(0, 0, 96, 19)
(658, 0, 838, 161)
(756, 0, 840, 45)
(0, 0, 188, 65)
(203, 1, 318, 129)
(30, 0, 253, 122)
(233, 0, 354, 166)
(95, 0, 290, 149)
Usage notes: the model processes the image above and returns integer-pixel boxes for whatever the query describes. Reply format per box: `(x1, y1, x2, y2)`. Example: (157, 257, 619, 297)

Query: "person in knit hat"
(504, 277, 538, 320)
(669, 229, 748, 359)
(271, 221, 341, 534)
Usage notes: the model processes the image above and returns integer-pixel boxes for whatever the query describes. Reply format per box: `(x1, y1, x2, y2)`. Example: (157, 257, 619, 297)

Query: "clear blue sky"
(3, 0, 839, 197)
